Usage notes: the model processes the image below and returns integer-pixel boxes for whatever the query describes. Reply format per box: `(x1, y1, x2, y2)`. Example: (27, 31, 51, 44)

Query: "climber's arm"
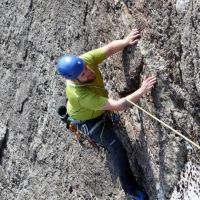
(101, 29, 141, 58)
(101, 76, 156, 111)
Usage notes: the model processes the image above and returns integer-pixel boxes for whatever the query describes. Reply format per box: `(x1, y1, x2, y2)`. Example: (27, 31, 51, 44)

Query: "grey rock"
(0, 0, 199, 200)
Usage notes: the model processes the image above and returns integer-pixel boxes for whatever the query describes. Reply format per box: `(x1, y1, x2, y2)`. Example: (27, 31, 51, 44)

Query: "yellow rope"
(125, 99, 200, 150)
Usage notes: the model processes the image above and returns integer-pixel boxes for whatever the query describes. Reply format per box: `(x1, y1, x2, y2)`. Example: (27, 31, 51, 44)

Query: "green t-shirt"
(66, 48, 108, 120)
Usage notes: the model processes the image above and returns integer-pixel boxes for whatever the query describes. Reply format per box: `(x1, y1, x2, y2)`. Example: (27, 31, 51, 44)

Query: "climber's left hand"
(124, 29, 141, 46)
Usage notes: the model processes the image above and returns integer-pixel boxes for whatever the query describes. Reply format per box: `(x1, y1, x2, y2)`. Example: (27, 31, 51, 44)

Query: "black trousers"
(78, 115, 141, 196)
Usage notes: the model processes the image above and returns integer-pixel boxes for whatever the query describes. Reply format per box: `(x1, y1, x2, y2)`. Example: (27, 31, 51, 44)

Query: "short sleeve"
(80, 48, 106, 66)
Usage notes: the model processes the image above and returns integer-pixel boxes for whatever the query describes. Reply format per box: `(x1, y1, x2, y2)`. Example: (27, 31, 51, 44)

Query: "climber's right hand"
(140, 76, 157, 95)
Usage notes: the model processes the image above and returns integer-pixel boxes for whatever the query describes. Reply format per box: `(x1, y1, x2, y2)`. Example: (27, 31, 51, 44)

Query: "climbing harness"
(125, 99, 200, 150)
(58, 105, 101, 148)
(57, 105, 86, 143)
(58, 105, 121, 148)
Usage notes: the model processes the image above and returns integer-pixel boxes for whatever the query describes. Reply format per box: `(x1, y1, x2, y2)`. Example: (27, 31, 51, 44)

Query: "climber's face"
(76, 65, 96, 83)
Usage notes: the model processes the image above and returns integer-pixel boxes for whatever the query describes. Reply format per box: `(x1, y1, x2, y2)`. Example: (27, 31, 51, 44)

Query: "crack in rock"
(0, 122, 9, 165)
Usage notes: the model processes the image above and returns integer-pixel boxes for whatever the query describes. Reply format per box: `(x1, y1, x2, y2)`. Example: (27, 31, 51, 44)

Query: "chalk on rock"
(176, 0, 190, 14)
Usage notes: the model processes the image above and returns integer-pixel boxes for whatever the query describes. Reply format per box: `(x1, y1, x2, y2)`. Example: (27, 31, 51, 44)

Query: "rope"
(125, 99, 200, 150)
(100, 122, 105, 143)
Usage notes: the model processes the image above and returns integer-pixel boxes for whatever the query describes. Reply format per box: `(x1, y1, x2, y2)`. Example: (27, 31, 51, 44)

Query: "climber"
(56, 29, 156, 200)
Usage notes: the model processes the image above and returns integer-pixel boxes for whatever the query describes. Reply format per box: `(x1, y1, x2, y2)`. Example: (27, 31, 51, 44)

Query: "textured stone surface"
(0, 0, 200, 200)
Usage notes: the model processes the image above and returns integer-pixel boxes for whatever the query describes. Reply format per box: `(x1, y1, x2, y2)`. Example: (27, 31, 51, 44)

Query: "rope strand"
(125, 99, 200, 150)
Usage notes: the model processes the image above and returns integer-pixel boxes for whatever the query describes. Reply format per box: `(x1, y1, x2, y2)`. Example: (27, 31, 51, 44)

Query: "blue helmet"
(56, 55, 85, 80)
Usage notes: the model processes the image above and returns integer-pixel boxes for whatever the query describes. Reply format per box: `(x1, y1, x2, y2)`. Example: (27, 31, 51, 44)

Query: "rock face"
(0, 0, 200, 200)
